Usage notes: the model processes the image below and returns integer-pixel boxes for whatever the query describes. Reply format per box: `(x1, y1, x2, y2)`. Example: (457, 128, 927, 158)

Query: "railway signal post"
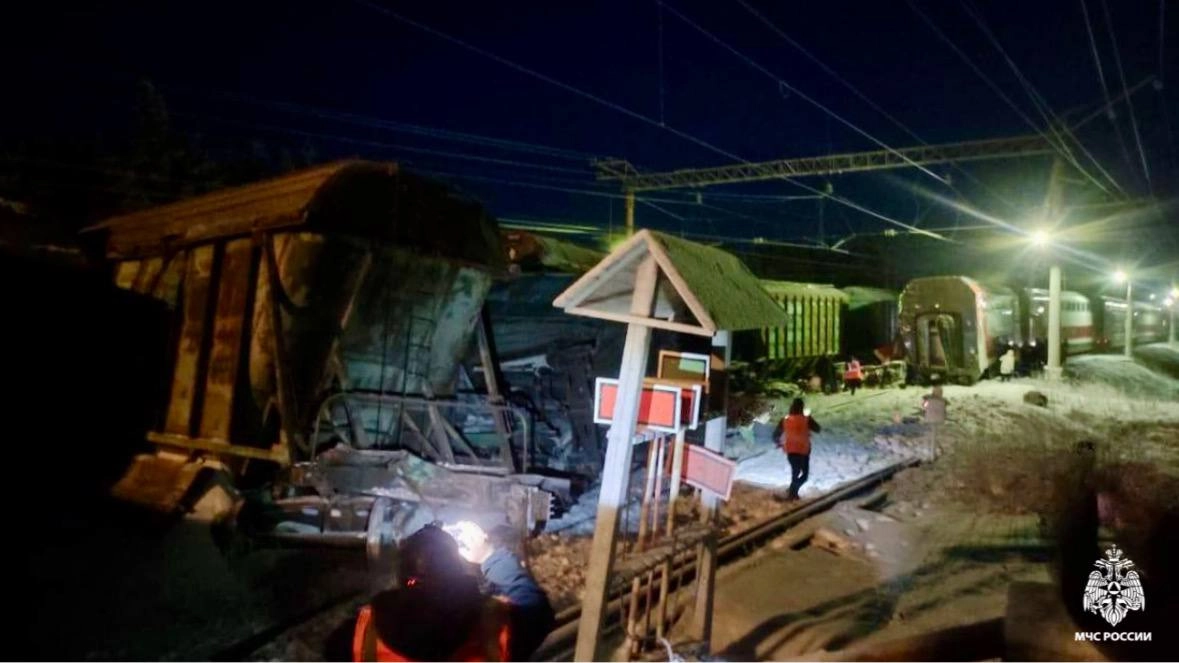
(553, 230, 788, 661)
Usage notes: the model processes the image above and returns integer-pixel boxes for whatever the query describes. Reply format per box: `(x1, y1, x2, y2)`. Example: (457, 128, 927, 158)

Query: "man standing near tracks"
(779, 397, 822, 501)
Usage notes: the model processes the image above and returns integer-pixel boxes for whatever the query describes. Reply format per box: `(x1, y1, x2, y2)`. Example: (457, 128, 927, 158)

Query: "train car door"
(916, 313, 962, 373)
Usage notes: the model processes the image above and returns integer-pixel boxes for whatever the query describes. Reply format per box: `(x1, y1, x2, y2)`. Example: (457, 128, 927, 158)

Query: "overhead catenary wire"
(154, 81, 604, 163)
(350, 0, 947, 240)
(1079, 0, 1140, 183)
(661, 0, 949, 187)
(1099, 0, 1153, 193)
(906, 0, 1121, 199)
(733, 0, 1019, 214)
(959, 0, 1127, 198)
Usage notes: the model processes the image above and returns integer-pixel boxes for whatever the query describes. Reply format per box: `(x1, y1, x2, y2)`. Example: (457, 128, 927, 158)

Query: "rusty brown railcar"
(90, 162, 564, 538)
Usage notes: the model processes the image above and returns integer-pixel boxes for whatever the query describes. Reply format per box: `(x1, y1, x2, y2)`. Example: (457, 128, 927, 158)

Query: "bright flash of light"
(442, 521, 488, 563)
(1113, 269, 1128, 284)
(1031, 230, 1050, 247)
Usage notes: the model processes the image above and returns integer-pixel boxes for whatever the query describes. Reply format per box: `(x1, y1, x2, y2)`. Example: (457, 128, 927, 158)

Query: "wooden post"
(476, 307, 515, 470)
(625, 439, 659, 658)
(656, 429, 685, 640)
(691, 330, 730, 645)
(574, 256, 658, 662)
(668, 428, 686, 504)
(625, 189, 636, 236)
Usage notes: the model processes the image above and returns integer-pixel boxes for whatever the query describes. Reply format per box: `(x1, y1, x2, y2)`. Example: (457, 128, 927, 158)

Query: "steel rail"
(533, 457, 919, 660)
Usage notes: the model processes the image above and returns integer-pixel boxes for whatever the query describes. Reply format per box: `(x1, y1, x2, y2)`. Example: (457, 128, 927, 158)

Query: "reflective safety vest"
(844, 361, 863, 381)
(352, 596, 512, 662)
(781, 415, 811, 455)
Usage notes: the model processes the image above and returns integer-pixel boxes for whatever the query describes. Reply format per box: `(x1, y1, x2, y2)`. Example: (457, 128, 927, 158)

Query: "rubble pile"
(526, 533, 593, 611)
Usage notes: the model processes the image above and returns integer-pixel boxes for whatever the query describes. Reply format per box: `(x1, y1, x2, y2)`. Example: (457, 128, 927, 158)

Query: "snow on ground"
(532, 349, 1179, 619)
(706, 352, 1179, 660)
(1065, 350, 1179, 399)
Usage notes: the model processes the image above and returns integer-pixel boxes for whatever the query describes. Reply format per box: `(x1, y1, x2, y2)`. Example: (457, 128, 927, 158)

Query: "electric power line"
(662, 0, 949, 187)
(1100, 0, 1153, 193)
(1079, 0, 1140, 181)
(351, 0, 944, 240)
(907, 0, 1121, 199)
(959, 0, 1127, 198)
(733, 0, 1020, 214)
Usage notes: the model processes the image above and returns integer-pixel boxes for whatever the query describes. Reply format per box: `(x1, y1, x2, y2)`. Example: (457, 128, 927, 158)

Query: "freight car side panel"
(756, 283, 845, 360)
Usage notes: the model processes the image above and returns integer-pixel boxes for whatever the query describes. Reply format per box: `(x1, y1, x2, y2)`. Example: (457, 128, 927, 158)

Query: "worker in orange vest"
(844, 356, 864, 395)
(779, 397, 822, 501)
(345, 522, 554, 662)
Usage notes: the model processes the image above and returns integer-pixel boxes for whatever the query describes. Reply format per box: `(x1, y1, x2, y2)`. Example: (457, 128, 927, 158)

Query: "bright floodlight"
(1113, 269, 1127, 284)
(1172, 287, 1179, 299)
(1030, 230, 1050, 247)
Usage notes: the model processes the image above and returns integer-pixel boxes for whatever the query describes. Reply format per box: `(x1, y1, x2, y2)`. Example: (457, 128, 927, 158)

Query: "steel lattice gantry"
(595, 134, 1053, 233)
(596, 134, 1051, 191)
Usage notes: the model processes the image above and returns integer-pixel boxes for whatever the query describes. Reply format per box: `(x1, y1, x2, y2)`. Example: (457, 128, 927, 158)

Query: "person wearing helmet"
(342, 522, 554, 662)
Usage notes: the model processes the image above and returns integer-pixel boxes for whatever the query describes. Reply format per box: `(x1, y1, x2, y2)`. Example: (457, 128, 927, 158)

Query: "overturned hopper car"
(90, 161, 566, 554)
(899, 276, 1023, 384)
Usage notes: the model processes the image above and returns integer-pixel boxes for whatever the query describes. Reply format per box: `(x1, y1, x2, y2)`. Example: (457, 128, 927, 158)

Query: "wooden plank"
(692, 330, 730, 644)
(165, 245, 215, 435)
(147, 431, 288, 463)
(564, 305, 713, 336)
(199, 238, 254, 441)
(552, 230, 649, 309)
(476, 311, 514, 470)
(131, 257, 164, 294)
(575, 256, 658, 662)
(114, 260, 141, 290)
(263, 234, 301, 459)
(425, 404, 457, 463)
(153, 253, 187, 306)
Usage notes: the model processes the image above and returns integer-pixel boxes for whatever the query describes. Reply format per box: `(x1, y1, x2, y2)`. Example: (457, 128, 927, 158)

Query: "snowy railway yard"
(20, 345, 1179, 661)
(224, 346, 1179, 661)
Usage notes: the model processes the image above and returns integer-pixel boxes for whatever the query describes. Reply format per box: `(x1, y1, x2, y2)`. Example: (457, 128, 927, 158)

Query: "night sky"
(2, 0, 1176, 275)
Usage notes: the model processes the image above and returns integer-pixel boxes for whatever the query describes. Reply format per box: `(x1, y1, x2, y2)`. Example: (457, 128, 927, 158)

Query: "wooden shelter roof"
(552, 229, 788, 336)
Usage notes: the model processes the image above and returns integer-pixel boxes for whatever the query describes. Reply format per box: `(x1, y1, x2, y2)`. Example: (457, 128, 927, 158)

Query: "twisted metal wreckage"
(89, 161, 573, 558)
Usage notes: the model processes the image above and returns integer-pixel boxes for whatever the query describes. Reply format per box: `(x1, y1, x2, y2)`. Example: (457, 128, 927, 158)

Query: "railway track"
(218, 454, 918, 661)
(532, 457, 918, 661)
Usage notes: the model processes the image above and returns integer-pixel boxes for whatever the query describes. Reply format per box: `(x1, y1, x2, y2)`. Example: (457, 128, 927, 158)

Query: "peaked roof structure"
(552, 229, 788, 336)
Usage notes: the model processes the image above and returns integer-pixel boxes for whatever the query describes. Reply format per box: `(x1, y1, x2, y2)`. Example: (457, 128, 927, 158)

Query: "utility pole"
(1043, 158, 1065, 381)
(1124, 280, 1134, 358)
(624, 189, 636, 236)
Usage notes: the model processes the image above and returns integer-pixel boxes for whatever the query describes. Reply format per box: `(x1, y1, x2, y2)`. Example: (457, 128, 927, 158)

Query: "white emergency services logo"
(1083, 545, 1145, 627)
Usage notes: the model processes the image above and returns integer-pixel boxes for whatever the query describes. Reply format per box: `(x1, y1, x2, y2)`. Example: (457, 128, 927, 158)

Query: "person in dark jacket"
(335, 522, 554, 662)
(778, 398, 821, 501)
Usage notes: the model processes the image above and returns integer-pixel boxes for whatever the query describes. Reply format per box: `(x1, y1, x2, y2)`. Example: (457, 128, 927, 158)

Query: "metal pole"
(1124, 281, 1133, 358)
(1170, 306, 1175, 347)
(625, 189, 636, 236)
(1046, 264, 1062, 380)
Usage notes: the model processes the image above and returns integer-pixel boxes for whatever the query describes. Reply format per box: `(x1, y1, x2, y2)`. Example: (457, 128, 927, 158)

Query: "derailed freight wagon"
(91, 161, 566, 555)
(899, 276, 1023, 384)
